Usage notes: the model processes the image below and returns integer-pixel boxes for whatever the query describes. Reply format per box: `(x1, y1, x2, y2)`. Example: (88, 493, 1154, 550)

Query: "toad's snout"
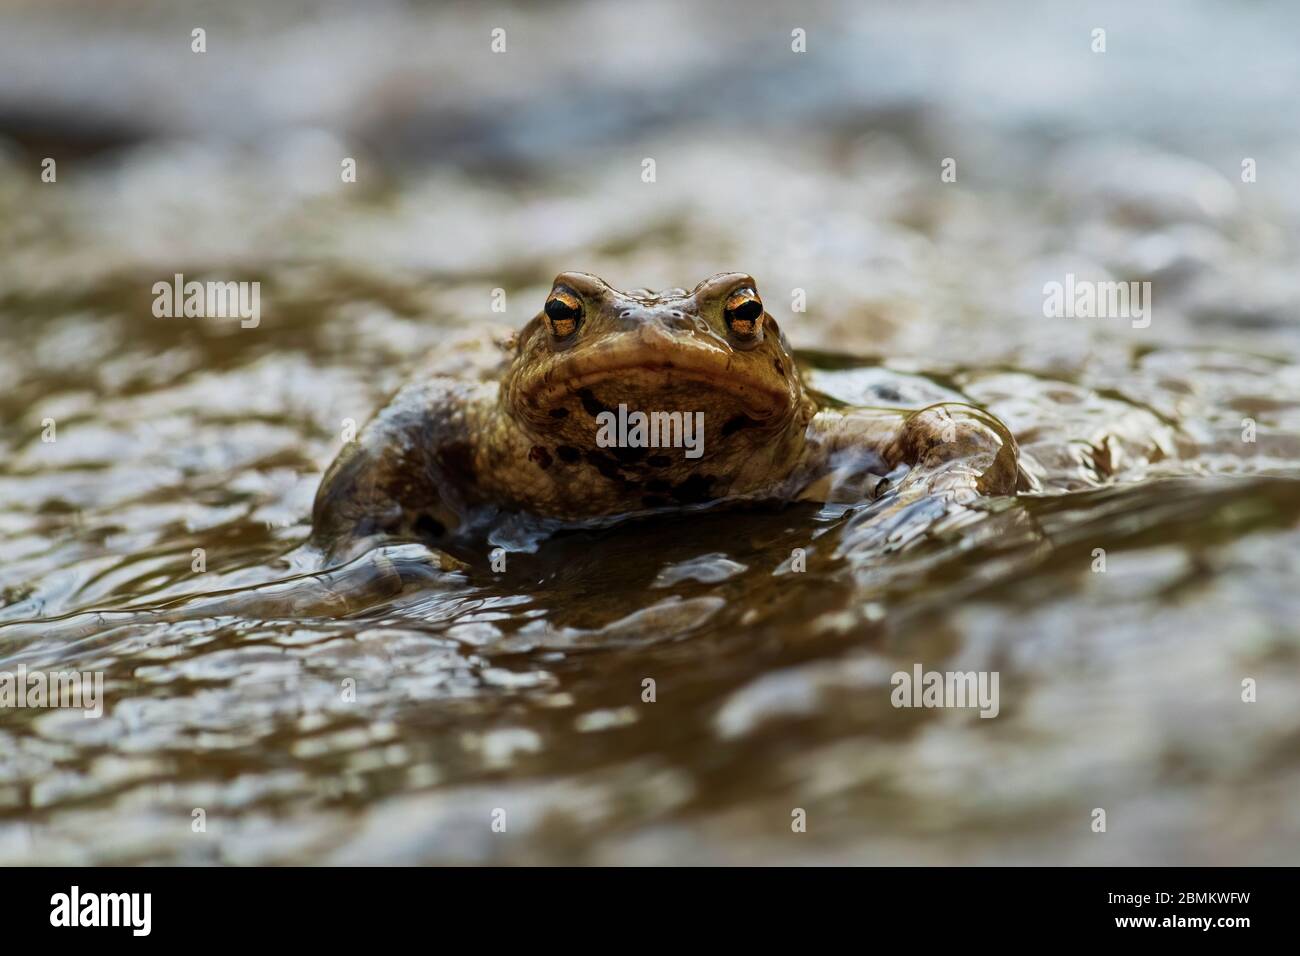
(610, 304, 704, 338)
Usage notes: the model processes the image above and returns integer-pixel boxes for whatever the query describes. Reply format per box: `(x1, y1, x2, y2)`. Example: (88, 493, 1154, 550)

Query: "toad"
(312, 272, 1018, 549)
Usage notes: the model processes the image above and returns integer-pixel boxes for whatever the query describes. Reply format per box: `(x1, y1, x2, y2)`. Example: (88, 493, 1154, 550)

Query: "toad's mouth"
(524, 349, 794, 423)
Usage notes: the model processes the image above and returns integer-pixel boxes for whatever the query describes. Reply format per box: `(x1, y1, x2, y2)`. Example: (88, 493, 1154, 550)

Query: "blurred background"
(0, 0, 1298, 864)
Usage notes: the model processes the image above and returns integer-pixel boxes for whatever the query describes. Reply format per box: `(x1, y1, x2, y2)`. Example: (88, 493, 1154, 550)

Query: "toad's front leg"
(800, 402, 1020, 504)
(310, 379, 487, 558)
(884, 403, 1020, 499)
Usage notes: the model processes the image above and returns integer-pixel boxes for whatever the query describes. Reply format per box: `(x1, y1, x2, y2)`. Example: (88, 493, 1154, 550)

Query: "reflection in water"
(1, 0, 1300, 864)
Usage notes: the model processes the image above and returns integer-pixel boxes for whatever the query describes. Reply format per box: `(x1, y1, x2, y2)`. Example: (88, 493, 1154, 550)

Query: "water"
(1, 0, 1299, 864)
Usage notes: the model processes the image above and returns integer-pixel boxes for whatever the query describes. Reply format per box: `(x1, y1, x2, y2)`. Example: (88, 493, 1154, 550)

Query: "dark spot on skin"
(774, 359, 784, 375)
(584, 450, 624, 481)
(528, 445, 552, 469)
(671, 474, 714, 503)
(721, 414, 760, 437)
(556, 445, 580, 463)
(549, 407, 569, 419)
(646, 479, 671, 493)
(610, 444, 647, 464)
(437, 442, 476, 487)
(641, 495, 668, 509)
(577, 388, 611, 418)
(647, 455, 671, 468)
(414, 514, 446, 539)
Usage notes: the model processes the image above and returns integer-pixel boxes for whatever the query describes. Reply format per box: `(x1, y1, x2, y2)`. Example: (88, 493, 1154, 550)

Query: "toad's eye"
(543, 289, 583, 337)
(723, 289, 763, 338)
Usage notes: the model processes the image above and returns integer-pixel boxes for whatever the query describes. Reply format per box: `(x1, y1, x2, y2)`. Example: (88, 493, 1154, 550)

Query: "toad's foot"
(801, 401, 1020, 505)
(884, 403, 1021, 501)
(809, 403, 1022, 555)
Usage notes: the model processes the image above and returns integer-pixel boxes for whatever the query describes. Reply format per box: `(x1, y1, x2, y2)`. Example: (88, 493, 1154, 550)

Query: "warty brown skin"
(311, 272, 1019, 551)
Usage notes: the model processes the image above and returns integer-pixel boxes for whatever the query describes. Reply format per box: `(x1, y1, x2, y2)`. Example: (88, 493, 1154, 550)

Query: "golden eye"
(543, 289, 583, 337)
(724, 289, 763, 338)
